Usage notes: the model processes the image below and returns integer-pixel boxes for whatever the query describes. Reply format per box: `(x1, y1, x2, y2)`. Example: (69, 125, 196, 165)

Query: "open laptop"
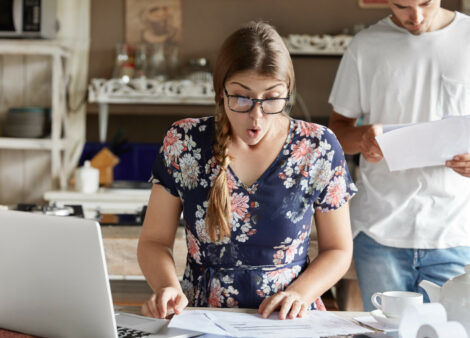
(0, 210, 199, 338)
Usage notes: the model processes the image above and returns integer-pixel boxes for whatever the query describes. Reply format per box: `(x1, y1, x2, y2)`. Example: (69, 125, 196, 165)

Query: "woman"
(138, 21, 356, 320)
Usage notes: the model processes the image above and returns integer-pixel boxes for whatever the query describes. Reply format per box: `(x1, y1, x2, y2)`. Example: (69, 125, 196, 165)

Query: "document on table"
(354, 315, 398, 332)
(168, 311, 228, 336)
(376, 115, 470, 171)
(169, 310, 373, 337)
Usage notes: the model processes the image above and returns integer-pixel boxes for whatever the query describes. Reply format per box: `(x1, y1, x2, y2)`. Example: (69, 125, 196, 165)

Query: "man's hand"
(258, 290, 308, 320)
(446, 153, 470, 177)
(141, 287, 188, 319)
(360, 124, 384, 162)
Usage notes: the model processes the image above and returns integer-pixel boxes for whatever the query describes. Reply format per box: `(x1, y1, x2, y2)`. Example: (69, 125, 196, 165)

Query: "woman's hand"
(360, 124, 383, 162)
(141, 287, 188, 319)
(258, 290, 308, 320)
(446, 153, 470, 177)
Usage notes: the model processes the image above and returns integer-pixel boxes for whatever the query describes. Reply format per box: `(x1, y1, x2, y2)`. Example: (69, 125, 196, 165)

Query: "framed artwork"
(125, 0, 182, 45)
(358, 0, 389, 8)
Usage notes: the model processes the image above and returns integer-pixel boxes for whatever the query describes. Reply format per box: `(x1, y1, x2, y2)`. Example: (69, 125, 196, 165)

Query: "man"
(328, 0, 470, 311)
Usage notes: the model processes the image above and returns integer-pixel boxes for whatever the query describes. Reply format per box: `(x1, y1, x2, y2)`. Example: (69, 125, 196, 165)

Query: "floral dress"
(151, 116, 357, 310)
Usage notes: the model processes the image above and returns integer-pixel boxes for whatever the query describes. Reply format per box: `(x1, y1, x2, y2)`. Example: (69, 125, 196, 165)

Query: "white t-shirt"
(329, 12, 470, 249)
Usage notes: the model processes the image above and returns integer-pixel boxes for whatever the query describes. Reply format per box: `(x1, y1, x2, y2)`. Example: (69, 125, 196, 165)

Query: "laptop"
(0, 210, 199, 338)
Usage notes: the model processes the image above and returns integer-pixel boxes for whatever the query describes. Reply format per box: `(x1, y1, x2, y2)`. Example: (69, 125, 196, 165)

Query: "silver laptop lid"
(0, 210, 118, 338)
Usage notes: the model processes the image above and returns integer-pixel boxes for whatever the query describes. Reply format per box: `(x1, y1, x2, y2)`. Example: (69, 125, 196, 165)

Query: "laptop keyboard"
(117, 326, 151, 337)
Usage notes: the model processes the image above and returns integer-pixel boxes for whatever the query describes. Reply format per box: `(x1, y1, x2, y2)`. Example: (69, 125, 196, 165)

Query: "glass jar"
(185, 57, 212, 83)
(112, 43, 134, 83)
(134, 44, 148, 79)
(147, 42, 167, 81)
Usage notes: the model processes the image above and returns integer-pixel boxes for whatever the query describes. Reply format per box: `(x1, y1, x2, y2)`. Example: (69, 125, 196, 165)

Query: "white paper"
(205, 311, 319, 338)
(169, 310, 373, 337)
(168, 311, 228, 336)
(376, 116, 470, 171)
(382, 123, 412, 133)
(205, 310, 371, 337)
(354, 315, 398, 332)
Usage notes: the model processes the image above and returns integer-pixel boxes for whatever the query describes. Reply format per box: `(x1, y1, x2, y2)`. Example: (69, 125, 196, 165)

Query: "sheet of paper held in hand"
(168, 310, 373, 337)
(376, 116, 470, 171)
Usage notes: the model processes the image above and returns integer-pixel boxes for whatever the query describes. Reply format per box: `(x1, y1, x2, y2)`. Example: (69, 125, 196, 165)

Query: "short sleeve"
(328, 48, 363, 119)
(150, 139, 180, 198)
(313, 129, 357, 212)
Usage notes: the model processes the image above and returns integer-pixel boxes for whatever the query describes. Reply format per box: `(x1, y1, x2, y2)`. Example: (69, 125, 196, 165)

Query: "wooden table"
(0, 329, 35, 338)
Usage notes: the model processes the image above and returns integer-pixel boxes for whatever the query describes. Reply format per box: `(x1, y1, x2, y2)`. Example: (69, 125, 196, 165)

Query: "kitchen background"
(87, 0, 395, 143)
(0, 0, 463, 204)
(0, 0, 464, 314)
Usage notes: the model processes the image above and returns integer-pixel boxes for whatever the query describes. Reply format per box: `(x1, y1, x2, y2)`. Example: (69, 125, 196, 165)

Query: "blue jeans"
(353, 232, 470, 311)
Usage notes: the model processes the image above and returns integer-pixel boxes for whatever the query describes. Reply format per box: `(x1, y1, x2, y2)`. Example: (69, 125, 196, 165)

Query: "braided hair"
(205, 21, 295, 242)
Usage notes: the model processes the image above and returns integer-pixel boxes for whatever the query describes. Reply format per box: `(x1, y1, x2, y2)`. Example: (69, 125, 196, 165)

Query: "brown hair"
(205, 21, 295, 242)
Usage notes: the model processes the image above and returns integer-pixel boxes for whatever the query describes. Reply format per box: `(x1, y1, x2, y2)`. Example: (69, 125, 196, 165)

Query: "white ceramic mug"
(371, 291, 423, 318)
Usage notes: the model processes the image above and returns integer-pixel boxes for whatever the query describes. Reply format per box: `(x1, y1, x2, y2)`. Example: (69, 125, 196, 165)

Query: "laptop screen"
(0, 210, 118, 338)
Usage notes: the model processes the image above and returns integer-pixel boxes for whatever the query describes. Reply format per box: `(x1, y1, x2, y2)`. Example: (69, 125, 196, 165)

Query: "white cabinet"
(0, 39, 70, 193)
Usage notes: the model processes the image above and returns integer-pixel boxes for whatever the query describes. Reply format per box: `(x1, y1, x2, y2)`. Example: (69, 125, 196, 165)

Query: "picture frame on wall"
(125, 0, 182, 45)
(358, 0, 389, 8)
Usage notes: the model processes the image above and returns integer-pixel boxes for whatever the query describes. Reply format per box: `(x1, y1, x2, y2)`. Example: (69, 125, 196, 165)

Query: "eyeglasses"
(223, 87, 290, 115)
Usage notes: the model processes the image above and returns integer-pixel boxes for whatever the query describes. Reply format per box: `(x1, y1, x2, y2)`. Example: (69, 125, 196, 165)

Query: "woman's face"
(223, 70, 290, 146)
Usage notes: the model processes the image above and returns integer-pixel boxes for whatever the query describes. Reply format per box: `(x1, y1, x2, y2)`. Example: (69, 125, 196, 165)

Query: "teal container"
(3, 107, 50, 138)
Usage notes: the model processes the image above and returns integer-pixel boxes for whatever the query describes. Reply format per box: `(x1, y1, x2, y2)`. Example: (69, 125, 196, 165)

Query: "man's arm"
(328, 111, 384, 163)
(446, 154, 470, 178)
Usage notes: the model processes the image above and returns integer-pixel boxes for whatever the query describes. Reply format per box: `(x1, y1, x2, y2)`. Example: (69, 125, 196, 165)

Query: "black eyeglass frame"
(223, 87, 290, 115)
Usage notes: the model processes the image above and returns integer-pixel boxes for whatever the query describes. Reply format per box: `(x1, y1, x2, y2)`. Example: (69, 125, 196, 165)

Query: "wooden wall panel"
(25, 55, 52, 107)
(0, 150, 51, 205)
(0, 150, 25, 204)
(23, 56, 53, 204)
(0, 55, 54, 205)
(2, 55, 25, 109)
(22, 151, 51, 203)
(0, 0, 90, 206)
(0, 55, 27, 204)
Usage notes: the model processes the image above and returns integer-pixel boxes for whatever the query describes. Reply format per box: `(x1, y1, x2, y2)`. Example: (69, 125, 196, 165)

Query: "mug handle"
(371, 292, 383, 311)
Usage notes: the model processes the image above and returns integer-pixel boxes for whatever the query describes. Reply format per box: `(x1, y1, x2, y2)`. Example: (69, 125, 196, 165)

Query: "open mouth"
(248, 127, 260, 138)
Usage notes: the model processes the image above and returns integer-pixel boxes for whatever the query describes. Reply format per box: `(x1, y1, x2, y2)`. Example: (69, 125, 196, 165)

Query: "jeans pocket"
(438, 75, 470, 117)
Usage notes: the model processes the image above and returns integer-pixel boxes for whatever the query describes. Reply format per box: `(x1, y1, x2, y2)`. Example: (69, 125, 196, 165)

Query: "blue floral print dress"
(151, 116, 357, 310)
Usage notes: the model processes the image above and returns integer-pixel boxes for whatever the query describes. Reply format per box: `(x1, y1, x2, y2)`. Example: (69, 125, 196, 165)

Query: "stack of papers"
(169, 310, 373, 337)
(376, 116, 470, 172)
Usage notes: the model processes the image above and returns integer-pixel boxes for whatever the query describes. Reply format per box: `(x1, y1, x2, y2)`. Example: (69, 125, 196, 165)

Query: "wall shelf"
(88, 78, 215, 142)
(87, 35, 350, 143)
(0, 39, 70, 57)
(283, 34, 352, 56)
(0, 137, 65, 150)
(0, 40, 71, 189)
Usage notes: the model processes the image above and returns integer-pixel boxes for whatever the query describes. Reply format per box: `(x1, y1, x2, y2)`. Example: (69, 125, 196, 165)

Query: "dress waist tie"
(187, 256, 310, 307)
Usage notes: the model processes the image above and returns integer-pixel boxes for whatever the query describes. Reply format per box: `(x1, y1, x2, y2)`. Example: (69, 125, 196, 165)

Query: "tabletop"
(0, 308, 372, 338)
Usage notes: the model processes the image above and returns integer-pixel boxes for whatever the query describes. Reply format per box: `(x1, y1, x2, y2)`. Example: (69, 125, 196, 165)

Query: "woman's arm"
(258, 202, 353, 319)
(137, 184, 187, 318)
